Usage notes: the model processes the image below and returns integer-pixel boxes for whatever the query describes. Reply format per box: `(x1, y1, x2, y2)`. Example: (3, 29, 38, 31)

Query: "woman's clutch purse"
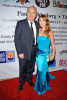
(47, 53, 53, 62)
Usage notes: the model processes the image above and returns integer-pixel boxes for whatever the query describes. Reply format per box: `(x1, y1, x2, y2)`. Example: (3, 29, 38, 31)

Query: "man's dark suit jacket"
(14, 18, 38, 60)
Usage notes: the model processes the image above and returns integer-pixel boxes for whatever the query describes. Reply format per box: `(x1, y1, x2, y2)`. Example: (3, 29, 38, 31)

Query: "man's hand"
(18, 53, 24, 59)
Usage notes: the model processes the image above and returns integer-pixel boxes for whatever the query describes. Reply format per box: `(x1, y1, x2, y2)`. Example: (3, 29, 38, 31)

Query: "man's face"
(27, 7, 37, 21)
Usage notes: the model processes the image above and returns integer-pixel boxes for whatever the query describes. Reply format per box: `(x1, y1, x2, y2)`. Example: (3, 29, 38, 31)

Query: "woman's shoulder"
(49, 29, 54, 40)
(49, 29, 54, 36)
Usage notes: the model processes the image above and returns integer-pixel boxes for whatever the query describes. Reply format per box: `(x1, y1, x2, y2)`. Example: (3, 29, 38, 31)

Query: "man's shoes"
(18, 85, 23, 91)
(27, 81, 34, 87)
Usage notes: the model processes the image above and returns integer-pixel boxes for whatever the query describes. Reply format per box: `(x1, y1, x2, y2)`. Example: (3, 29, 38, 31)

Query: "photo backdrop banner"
(0, 0, 67, 79)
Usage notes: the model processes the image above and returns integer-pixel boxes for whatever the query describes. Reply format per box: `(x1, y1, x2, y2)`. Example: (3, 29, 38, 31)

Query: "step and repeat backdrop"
(0, 0, 67, 79)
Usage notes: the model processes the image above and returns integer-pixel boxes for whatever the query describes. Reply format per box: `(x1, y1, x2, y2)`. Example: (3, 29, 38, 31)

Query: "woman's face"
(39, 17, 47, 28)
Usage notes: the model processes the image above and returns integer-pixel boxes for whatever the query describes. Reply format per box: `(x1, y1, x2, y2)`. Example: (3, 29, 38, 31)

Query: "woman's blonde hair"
(38, 14, 50, 38)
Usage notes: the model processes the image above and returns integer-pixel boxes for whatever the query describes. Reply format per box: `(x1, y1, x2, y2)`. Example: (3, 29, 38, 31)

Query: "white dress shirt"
(28, 19, 37, 45)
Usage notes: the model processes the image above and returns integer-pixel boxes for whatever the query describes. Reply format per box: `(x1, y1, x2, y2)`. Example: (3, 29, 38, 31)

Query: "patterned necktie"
(30, 22, 35, 45)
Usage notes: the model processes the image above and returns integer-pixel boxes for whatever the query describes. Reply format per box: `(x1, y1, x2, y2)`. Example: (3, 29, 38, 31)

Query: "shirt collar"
(27, 19, 34, 24)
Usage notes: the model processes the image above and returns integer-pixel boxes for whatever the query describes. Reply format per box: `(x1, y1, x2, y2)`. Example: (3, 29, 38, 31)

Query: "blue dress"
(34, 36, 56, 95)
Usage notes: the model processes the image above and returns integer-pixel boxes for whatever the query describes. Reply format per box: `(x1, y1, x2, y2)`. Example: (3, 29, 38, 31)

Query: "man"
(14, 6, 38, 91)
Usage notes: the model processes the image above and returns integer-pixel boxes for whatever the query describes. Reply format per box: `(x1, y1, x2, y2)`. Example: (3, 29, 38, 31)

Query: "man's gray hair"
(27, 6, 37, 13)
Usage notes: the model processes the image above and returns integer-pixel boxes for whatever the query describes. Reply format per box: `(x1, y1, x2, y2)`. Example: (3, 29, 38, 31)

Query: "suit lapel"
(35, 21, 39, 37)
(24, 19, 38, 38)
(25, 19, 33, 36)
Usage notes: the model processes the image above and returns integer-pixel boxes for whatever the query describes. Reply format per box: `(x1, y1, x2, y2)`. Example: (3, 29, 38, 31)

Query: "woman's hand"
(50, 55, 55, 61)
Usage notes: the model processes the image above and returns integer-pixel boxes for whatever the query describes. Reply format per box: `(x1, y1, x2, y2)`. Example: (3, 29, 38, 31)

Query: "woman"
(34, 14, 56, 95)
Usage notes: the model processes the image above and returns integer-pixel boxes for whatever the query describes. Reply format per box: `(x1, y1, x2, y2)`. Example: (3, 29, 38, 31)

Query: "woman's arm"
(49, 30, 55, 61)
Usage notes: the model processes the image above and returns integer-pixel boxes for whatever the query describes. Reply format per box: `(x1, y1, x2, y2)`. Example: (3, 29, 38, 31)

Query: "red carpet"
(0, 70, 67, 100)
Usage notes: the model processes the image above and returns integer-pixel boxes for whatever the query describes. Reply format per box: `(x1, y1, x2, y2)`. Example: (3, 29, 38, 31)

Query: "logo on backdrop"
(0, 50, 15, 63)
(16, 0, 30, 5)
(53, 0, 67, 8)
(6, 51, 15, 63)
(59, 59, 67, 66)
(4, 0, 30, 5)
(0, 51, 6, 63)
(59, 50, 67, 55)
(35, 0, 50, 8)
(4, 0, 15, 2)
